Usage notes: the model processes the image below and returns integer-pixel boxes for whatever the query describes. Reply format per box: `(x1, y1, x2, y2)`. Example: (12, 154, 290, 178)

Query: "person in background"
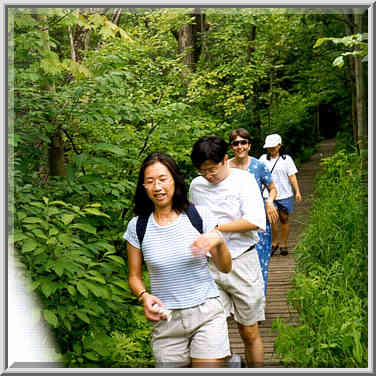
(124, 152, 232, 368)
(259, 134, 302, 256)
(189, 136, 266, 368)
(228, 128, 278, 296)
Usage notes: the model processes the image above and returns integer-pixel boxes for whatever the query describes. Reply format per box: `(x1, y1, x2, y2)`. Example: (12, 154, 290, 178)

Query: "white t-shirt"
(189, 168, 266, 259)
(123, 205, 219, 309)
(259, 154, 298, 200)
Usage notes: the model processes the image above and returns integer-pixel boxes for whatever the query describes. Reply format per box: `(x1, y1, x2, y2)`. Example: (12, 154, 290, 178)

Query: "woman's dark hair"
(266, 145, 286, 160)
(229, 128, 252, 144)
(133, 152, 190, 216)
(190, 135, 228, 168)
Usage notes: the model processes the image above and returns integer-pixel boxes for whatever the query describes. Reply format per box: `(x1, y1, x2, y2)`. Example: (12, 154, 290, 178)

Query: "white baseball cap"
(263, 134, 282, 148)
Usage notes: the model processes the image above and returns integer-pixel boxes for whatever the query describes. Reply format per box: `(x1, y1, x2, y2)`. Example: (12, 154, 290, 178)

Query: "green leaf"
(106, 255, 125, 265)
(43, 310, 59, 328)
(49, 227, 59, 236)
(333, 56, 344, 68)
(77, 281, 89, 297)
(93, 143, 126, 156)
(49, 200, 69, 207)
(83, 351, 98, 361)
(12, 232, 29, 242)
(61, 214, 76, 225)
(23, 217, 43, 224)
(58, 233, 73, 246)
(63, 319, 72, 331)
(22, 239, 39, 253)
(73, 342, 82, 354)
(112, 280, 129, 291)
(82, 280, 108, 298)
(76, 311, 90, 324)
(87, 203, 102, 207)
(31, 229, 48, 239)
(86, 271, 106, 284)
(67, 285, 76, 296)
(83, 208, 111, 219)
(71, 223, 97, 235)
(53, 262, 65, 277)
(41, 281, 58, 298)
(30, 280, 41, 291)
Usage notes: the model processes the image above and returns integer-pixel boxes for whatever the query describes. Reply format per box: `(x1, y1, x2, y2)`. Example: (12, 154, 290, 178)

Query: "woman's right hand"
(141, 293, 165, 322)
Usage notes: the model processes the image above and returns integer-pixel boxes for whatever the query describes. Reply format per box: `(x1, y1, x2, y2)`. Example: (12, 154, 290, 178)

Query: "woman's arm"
(265, 182, 279, 224)
(288, 174, 302, 202)
(127, 241, 165, 321)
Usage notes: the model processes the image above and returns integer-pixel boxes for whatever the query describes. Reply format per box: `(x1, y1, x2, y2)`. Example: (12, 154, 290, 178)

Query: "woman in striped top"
(124, 152, 232, 367)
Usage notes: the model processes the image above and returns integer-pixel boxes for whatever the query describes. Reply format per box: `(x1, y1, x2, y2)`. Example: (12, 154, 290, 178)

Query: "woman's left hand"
(265, 201, 279, 224)
(190, 231, 223, 257)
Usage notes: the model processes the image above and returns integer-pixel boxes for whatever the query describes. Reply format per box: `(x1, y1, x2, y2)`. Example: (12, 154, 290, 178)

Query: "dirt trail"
(228, 138, 337, 367)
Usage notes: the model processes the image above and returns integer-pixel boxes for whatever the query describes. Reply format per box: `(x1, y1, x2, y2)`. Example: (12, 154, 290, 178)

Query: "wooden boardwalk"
(228, 139, 337, 367)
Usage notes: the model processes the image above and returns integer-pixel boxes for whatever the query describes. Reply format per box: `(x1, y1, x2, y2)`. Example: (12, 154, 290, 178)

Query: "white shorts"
(152, 297, 231, 367)
(208, 249, 265, 326)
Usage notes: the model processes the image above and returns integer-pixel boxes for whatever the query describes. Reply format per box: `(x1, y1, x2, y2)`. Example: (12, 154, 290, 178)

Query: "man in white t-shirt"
(259, 134, 302, 256)
(189, 135, 266, 368)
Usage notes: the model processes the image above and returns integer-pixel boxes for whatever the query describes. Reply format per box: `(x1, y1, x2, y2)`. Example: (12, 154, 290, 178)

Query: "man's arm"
(219, 173, 266, 233)
(216, 219, 258, 233)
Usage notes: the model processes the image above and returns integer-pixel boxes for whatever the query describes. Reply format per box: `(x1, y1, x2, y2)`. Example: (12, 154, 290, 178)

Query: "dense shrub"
(11, 176, 153, 367)
(272, 150, 368, 367)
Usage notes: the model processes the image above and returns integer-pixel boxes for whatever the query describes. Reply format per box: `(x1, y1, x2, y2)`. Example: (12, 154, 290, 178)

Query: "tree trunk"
(344, 13, 358, 148)
(33, 10, 67, 177)
(247, 24, 256, 61)
(178, 24, 195, 71)
(177, 8, 208, 73)
(353, 10, 367, 179)
(315, 104, 320, 139)
(48, 130, 67, 177)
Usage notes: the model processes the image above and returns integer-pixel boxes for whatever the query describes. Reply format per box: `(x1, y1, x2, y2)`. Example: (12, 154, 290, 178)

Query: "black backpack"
(136, 204, 203, 248)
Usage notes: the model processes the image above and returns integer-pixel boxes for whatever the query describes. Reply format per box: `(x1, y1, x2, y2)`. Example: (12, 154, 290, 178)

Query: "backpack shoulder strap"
(136, 214, 150, 248)
(186, 204, 203, 234)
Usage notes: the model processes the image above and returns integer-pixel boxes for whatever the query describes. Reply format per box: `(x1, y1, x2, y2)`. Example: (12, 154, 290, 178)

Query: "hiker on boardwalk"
(259, 134, 302, 256)
(189, 136, 266, 368)
(124, 152, 232, 368)
(228, 128, 278, 296)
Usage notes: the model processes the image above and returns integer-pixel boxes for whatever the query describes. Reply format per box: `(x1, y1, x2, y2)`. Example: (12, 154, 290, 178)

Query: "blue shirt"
(249, 157, 273, 193)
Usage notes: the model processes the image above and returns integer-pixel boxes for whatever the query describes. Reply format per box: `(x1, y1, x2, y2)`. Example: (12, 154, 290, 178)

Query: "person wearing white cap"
(259, 134, 302, 256)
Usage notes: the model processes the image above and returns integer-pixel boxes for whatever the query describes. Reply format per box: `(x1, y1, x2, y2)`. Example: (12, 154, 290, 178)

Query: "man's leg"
(237, 322, 264, 367)
(279, 210, 289, 248)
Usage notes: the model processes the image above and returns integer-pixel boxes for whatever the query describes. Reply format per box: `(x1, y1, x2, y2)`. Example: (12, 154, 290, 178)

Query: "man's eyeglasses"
(143, 177, 172, 189)
(198, 166, 220, 176)
(231, 140, 249, 147)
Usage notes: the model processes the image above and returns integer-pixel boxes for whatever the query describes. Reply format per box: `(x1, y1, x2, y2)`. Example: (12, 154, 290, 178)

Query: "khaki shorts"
(152, 297, 230, 367)
(208, 249, 265, 326)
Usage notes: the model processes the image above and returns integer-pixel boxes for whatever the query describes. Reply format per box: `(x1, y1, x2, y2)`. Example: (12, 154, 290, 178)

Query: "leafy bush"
(272, 151, 368, 367)
(11, 182, 153, 367)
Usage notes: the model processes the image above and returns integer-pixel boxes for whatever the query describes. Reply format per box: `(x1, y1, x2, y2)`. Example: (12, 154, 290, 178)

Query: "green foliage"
(272, 151, 367, 367)
(314, 33, 368, 67)
(10, 7, 366, 367)
(11, 182, 153, 366)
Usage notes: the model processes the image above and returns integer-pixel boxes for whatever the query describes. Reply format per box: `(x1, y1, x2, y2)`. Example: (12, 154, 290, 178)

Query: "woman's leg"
(271, 220, 279, 248)
(279, 210, 289, 248)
